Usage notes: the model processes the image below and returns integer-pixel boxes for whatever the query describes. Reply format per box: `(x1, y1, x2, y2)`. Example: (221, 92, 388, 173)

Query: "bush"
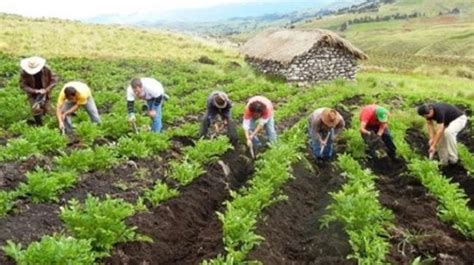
(3, 235, 97, 265)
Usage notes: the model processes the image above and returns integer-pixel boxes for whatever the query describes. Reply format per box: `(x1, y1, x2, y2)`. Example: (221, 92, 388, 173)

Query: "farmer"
(199, 91, 238, 143)
(417, 103, 467, 165)
(243, 95, 277, 147)
(56, 81, 101, 133)
(20, 56, 58, 126)
(359, 104, 397, 159)
(308, 108, 345, 160)
(126, 78, 167, 133)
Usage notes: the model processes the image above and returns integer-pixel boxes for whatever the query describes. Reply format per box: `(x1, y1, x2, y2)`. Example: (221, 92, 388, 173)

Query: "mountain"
(85, 1, 364, 24)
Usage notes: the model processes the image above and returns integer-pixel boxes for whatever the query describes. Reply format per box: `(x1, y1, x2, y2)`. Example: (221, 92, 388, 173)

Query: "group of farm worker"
(20, 56, 469, 165)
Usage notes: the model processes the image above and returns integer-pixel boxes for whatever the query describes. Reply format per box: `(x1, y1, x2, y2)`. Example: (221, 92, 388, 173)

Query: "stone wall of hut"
(245, 42, 359, 83)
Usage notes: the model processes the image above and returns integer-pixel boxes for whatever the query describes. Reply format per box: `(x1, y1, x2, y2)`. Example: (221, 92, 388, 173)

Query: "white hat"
(20, 56, 46, 75)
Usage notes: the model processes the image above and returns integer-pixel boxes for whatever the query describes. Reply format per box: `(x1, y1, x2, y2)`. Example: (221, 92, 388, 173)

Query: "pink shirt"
(243, 96, 273, 129)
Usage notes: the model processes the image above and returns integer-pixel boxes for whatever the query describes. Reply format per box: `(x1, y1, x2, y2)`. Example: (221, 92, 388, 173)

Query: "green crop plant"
(101, 114, 132, 140)
(19, 169, 77, 203)
(320, 154, 394, 264)
(117, 137, 151, 159)
(22, 126, 67, 153)
(0, 138, 39, 162)
(184, 136, 232, 164)
(75, 122, 105, 146)
(166, 122, 200, 138)
(168, 159, 205, 186)
(204, 124, 305, 264)
(2, 234, 97, 265)
(458, 144, 474, 175)
(341, 128, 366, 159)
(0, 190, 20, 217)
(144, 180, 179, 207)
(131, 132, 170, 154)
(407, 159, 474, 238)
(55, 146, 119, 172)
(60, 195, 151, 254)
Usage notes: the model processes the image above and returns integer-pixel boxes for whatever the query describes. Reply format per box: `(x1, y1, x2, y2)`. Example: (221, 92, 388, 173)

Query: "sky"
(0, 0, 284, 19)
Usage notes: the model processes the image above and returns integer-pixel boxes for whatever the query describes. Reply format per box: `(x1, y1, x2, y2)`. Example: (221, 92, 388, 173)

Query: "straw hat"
(212, 92, 228, 109)
(20, 56, 46, 75)
(321, 108, 341, 128)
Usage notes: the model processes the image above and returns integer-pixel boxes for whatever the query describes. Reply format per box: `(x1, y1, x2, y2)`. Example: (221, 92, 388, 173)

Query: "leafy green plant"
(143, 180, 179, 207)
(60, 195, 151, 254)
(22, 126, 67, 153)
(75, 122, 105, 146)
(0, 190, 20, 217)
(55, 146, 119, 172)
(2, 234, 97, 265)
(184, 136, 232, 164)
(0, 138, 39, 162)
(458, 144, 474, 175)
(168, 160, 205, 186)
(320, 154, 394, 264)
(117, 137, 151, 159)
(132, 132, 170, 154)
(19, 169, 77, 203)
(408, 159, 474, 238)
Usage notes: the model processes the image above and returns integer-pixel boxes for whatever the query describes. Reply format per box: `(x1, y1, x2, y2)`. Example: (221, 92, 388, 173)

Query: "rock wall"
(245, 42, 359, 84)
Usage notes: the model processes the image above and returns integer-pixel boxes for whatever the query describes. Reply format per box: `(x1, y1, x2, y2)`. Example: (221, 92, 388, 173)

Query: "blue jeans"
(61, 97, 101, 133)
(147, 100, 162, 133)
(248, 117, 277, 146)
(308, 126, 334, 159)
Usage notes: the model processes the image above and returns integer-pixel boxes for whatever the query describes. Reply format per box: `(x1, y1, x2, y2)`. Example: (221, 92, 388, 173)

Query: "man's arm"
(377, 123, 387, 136)
(56, 103, 65, 129)
(45, 70, 58, 93)
(360, 121, 370, 135)
(19, 74, 38, 94)
(427, 120, 434, 140)
(431, 123, 445, 148)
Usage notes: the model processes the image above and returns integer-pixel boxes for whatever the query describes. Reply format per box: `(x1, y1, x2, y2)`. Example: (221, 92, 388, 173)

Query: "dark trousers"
(199, 111, 238, 143)
(362, 126, 396, 158)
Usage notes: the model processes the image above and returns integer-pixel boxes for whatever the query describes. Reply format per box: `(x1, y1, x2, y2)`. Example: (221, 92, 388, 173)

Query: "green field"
(0, 10, 473, 265)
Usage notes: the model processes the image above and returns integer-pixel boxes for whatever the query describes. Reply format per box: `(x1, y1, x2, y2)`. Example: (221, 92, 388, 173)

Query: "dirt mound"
(0, 203, 63, 265)
(104, 148, 254, 265)
(368, 157, 474, 264)
(247, 159, 353, 264)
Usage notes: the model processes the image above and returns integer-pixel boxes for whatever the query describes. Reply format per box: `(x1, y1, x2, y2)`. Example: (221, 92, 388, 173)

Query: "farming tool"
(319, 134, 330, 156)
(247, 141, 255, 159)
(130, 120, 139, 134)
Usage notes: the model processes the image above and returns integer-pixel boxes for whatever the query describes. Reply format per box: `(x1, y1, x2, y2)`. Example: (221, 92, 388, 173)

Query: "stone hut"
(240, 28, 368, 83)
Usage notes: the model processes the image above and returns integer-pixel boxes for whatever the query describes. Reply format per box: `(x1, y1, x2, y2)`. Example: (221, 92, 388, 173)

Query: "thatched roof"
(240, 28, 368, 64)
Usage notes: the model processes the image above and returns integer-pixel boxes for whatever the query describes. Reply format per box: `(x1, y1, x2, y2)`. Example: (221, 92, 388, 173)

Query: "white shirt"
(126, 78, 164, 101)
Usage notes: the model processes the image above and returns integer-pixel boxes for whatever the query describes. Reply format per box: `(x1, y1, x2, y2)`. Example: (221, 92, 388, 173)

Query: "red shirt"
(243, 96, 273, 120)
(243, 96, 273, 129)
(360, 104, 380, 127)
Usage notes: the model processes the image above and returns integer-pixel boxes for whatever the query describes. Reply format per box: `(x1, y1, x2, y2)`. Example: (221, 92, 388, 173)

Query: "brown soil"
(0, 203, 63, 264)
(367, 157, 474, 264)
(405, 127, 474, 208)
(0, 156, 52, 191)
(247, 159, 354, 265)
(104, 148, 254, 265)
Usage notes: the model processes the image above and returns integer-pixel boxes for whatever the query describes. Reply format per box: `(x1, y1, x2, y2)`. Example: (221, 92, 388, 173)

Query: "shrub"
(3, 235, 96, 265)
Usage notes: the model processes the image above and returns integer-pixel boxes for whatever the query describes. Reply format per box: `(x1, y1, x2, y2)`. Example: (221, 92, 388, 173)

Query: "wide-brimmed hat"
(213, 92, 228, 109)
(321, 108, 341, 128)
(20, 56, 46, 75)
(375, 106, 389, 123)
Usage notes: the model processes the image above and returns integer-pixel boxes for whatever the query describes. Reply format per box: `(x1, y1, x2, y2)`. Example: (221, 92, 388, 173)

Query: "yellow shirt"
(58, 81, 91, 106)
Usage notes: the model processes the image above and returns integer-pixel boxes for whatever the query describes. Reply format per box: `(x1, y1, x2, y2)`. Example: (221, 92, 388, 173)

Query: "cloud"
(0, 0, 281, 19)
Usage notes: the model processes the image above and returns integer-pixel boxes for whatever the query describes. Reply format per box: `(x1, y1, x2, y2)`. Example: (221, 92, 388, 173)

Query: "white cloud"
(0, 0, 278, 19)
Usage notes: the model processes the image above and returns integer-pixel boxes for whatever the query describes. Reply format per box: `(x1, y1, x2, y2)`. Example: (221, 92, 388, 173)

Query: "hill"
(294, 0, 474, 72)
(0, 13, 236, 62)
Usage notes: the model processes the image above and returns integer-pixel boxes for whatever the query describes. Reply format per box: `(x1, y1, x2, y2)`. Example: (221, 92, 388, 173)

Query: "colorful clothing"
(58, 81, 91, 106)
(243, 96, 273, 130)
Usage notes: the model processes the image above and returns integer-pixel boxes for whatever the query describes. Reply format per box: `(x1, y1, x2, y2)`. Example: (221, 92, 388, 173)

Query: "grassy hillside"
(296, 0, 474, 73)
(0, 13, 237, 62)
